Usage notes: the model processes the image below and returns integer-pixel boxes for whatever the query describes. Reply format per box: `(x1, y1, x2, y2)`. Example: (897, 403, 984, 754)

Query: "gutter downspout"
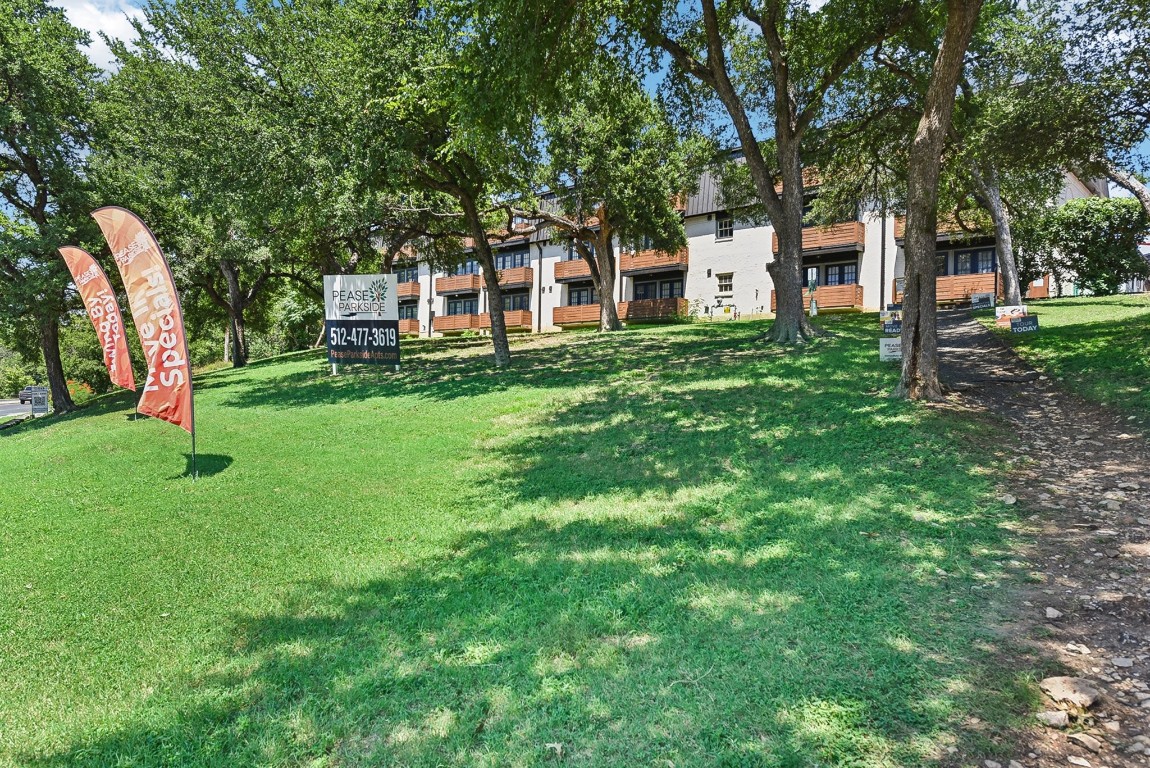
(880, 202, 887, 309)
(535, 242, 544, 333)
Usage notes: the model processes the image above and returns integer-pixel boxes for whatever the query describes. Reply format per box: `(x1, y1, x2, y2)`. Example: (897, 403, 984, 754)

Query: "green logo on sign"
(369, 278, 388, 303)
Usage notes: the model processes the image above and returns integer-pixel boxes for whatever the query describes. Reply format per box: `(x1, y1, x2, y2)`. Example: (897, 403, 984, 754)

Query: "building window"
(824, 263, 858, 286)
(936, 251, 949, 276)
(660, 278, 684, 299)
(502, 292, 530, 311)
(449, 260, 481, 276)
(954, 248, 996, 275)
(447, 297, 478, 315)
(716, 213, 734, 240)
(716, 272, 733, 293)
(398, 304, 419, 320)
(396, 265, 419, 283)
(802, 267, 819, 288)
(495, 249, 529, 270)
(802, 195, 816, 228)
(635, 279, 683, 300)
(566, 242, 594, 261)
(634, 281, 658, 300)
(568, 286, 598, 306)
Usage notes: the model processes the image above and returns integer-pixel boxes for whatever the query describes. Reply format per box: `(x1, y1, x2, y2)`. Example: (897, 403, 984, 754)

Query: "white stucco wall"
(682, 214, 776, 318)
(859, 211, 897, 310)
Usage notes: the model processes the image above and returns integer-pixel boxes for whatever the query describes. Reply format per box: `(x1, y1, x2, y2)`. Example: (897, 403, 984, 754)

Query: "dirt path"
(938, 309, 1150, 767)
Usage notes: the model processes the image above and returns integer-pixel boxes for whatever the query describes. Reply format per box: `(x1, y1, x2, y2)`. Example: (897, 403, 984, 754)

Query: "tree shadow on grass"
(25, 507, 1030, 767)
(24, 316, 1036, 767)
(215, 319, 831, 409)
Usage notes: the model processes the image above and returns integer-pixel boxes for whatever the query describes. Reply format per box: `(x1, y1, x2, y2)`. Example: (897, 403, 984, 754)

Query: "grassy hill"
(978, 293, 1150, 420)
(0, 317, 1031, 767)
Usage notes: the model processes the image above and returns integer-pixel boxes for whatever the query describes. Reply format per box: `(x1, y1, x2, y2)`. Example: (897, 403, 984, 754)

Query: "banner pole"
(191, 427, 198, 480)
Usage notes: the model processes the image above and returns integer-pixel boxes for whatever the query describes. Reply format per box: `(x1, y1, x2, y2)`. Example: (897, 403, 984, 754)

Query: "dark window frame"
(446, 297, 479, 316)
(715, 213, 734, 240)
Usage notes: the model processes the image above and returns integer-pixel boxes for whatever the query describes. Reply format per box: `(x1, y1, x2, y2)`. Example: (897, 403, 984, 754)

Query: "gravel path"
(939, 309, 1150, 767)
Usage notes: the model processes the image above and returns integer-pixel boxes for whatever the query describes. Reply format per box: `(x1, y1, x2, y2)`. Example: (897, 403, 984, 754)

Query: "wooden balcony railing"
(397, 281, 421, 300)
(772, 221, 865, 253)
(770, 284, 863, 312)
(893, 215, 968, 240)
(554, 259, 592, 281)
(773, 167, 822, 193)
(553, 304, 602, 326)
(619, 247, 689, 275)
(478, 310, 533, 329)
(433, 314, 482, 332)
(496, 266, 533, 288)
(435, 274, 482, 295)
(398, 318, 420, 335)
(891, 273, 1000, 304)
(618, 297, 688, 321)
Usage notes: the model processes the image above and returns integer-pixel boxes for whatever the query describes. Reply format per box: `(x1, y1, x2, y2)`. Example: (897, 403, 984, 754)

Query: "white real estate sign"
(323, 274, 400, 367)
(879, 337, 902, 362)
(29, 386, 49, 416)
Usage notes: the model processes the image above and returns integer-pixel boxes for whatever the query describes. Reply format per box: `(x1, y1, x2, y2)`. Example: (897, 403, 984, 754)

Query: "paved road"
(0, 399, 31, 420)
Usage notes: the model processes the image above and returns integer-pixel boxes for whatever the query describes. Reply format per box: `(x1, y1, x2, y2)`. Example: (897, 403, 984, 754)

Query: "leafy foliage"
(1022, 197, 1150, 295)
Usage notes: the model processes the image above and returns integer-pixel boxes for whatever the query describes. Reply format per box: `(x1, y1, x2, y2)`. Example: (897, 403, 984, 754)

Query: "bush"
(66, 380, 96, 405)
(1025, 197, 1150, 295)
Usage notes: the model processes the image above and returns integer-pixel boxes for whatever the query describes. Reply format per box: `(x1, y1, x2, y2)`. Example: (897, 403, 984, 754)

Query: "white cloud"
(55, 0, 144, 71)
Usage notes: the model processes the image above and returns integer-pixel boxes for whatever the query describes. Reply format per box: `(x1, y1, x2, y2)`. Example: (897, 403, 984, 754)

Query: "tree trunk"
(478, 251, 511, 366)
(971, 165, 1022, 305)
(220, 259, 248, 368)
(40, 317, 74, 413)
(460, 196, 511, 366)
(766, 137, 818, 343)
(229, 313, 248, 368)
(594, 229, 622, 332)
(224, 324, 231, 363)
(896, 0, 983, 401)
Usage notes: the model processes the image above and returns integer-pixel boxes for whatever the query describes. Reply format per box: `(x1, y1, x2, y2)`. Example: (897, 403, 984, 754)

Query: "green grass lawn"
(977, 293, 1150, 419)
(1, 317, 1035, 767)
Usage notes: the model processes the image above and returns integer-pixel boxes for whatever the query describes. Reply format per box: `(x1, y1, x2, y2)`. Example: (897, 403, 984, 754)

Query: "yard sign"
(324, 274, 401, 368)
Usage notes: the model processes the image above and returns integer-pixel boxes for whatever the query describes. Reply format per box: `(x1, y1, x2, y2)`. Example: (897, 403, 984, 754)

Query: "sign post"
(324, 275, 401, 370)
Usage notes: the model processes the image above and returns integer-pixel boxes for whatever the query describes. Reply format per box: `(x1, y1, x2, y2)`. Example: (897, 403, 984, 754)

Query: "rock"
(1118, 482, 1140, 490)
(1066, 642, 1091, 655)
(1112, 657, 1135, 667)
(1102, 500, 1121, 511)
(984, 761, 1002, 768)
(1068, 733, 1102, 753)
(1040, 677, 1101, 708)
(1009, 762, 1025, 768)
(1125, 742, 1146, 755)
(1000, 494, 1017, 505)
(1047, 607, 1064, 619)
(1036, 710, 1070, 728)
(1067, 757, 1091, 767)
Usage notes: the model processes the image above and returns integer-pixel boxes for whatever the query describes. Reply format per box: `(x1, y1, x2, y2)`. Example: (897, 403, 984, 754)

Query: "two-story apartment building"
(392, 171, 1109, 337)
